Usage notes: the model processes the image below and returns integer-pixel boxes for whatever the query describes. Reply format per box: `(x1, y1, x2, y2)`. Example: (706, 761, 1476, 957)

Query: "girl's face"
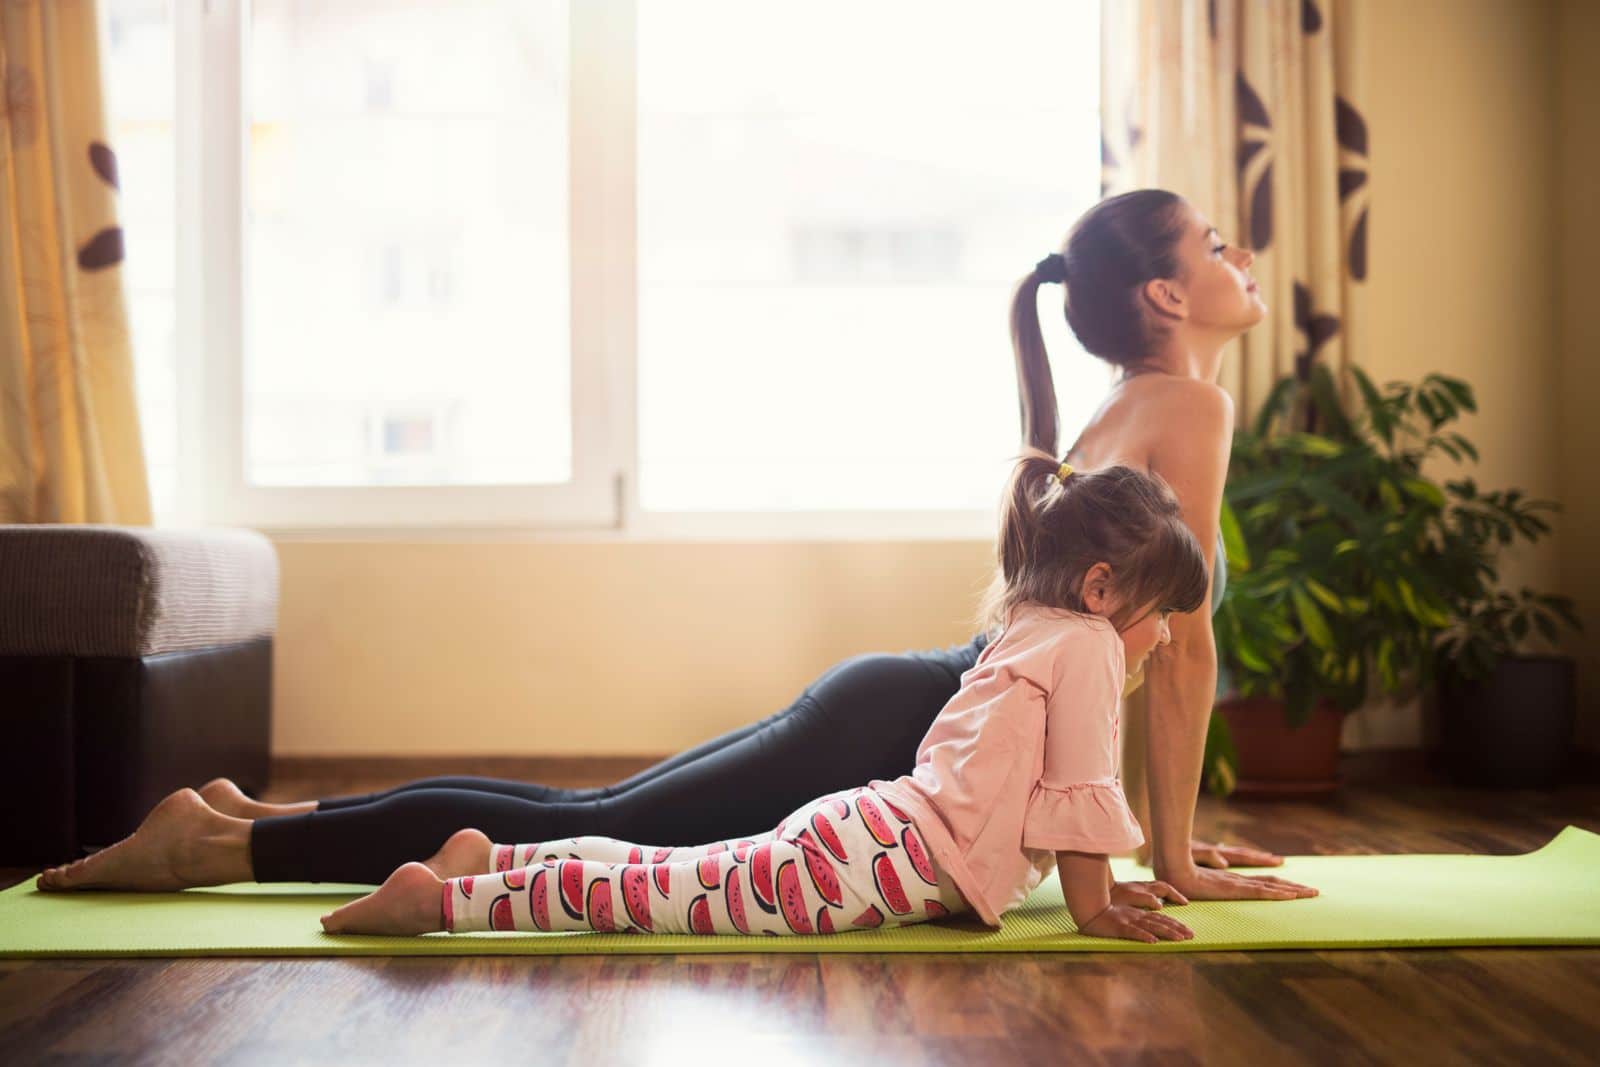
(1154, 203, 1266, 333)
(1078, 563, 1174, 677)
(1116, 602, 1173, 676)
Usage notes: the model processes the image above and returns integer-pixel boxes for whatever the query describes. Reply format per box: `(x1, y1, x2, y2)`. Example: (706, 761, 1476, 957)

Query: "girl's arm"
(1057, 851, 1191, 943)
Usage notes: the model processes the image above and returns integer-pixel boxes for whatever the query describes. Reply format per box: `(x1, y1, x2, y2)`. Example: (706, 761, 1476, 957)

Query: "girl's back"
(869, 603, 1140, 927)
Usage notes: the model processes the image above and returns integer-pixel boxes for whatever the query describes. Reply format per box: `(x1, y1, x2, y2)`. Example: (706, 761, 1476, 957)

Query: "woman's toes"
(197, 778, 247, 816)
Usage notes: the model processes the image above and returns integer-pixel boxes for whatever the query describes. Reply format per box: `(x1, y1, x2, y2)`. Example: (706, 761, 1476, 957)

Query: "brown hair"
(1011, 189, 1190, 456)
(974, 450, 1210, 638)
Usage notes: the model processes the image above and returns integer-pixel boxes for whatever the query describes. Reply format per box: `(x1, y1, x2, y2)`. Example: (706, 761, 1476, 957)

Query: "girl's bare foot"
(423, 828, 493, 880)
(320, 862, 444, 936)
(35, 788, 254, 892)
(198, 777, 317, 820)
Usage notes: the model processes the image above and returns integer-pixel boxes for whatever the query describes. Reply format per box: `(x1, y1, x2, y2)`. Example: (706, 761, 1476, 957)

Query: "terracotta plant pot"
(1214, 695, 1344, 798)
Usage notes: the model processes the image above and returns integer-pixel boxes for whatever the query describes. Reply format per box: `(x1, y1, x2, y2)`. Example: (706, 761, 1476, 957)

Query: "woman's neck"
(1122, 334, 1228, 383)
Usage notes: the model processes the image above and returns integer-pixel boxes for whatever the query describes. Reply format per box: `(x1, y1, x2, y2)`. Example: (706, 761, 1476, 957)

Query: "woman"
(39, 189, 1316, 906)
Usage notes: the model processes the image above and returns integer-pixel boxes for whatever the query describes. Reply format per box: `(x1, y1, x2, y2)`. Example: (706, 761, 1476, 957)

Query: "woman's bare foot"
(35, 788, 254, 892)
(320, 862, 444, 936)
(423, 828, 493, 880)
(198, 777, 317, 820)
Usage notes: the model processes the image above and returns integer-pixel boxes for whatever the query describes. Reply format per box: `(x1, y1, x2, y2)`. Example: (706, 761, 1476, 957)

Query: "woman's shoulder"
(1120, 375, 1234, 427)
(1073, 377, 1233, 471)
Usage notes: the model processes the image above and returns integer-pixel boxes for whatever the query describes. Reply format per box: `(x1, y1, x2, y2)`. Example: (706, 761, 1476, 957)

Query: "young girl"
(320, 453, 1211, 943)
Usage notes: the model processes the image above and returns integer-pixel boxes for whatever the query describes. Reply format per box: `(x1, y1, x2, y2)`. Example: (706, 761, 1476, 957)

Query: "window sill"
(236, 508, 999, 544)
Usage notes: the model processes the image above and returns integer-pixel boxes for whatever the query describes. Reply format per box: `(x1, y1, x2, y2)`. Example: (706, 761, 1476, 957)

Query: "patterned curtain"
(0, 0, 151, 524)
(1100, 0, 1370, 420)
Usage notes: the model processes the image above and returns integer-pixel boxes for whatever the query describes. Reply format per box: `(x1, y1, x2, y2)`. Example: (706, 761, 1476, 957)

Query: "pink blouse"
(869, 602, 1144, 927)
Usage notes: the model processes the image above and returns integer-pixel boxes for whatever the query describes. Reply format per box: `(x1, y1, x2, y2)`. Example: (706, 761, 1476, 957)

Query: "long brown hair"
(1010, 189, 1190, 457)
(974, 451, 1209, 637)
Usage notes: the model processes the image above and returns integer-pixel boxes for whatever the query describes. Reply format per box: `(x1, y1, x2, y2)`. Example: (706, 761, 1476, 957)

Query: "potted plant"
(1207, 366, 1465, 797)
(1205, 365, 1581, 797)
(1434, 590, 1579, 787)
(1329, 368, 1581, 786)
(1418, 448, 1581, 785)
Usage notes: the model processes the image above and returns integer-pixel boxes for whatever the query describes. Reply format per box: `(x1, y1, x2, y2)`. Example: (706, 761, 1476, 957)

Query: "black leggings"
(250, 632, 991, 883)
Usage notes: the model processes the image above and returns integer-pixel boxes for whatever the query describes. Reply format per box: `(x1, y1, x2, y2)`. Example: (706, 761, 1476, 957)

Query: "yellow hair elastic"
(1056, 462, 1074, 482)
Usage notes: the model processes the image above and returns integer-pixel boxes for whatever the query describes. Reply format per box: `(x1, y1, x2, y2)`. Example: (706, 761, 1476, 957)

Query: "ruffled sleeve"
(1022, 779, 1144, 853)
(1019, 617, 1144, 854)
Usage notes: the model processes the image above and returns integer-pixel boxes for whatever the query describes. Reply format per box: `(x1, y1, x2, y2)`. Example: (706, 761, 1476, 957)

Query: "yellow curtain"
(0, 0, 150, 524)
(1100, 0, 1371, 421)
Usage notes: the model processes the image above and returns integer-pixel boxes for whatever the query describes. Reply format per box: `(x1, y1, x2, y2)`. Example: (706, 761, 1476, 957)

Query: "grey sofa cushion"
(0, 525, 278, 657)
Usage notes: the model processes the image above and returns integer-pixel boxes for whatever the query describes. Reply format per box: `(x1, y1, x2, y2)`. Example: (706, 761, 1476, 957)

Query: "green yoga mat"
(3, 826, 1597, 958)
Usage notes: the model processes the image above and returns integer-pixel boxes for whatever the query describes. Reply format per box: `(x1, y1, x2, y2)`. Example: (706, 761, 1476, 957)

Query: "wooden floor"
(3, 758, 1599, 1065)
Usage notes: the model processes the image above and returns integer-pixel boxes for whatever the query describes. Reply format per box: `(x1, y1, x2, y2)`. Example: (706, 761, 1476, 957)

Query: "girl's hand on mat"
(1162, 865, 1318, 902)
(1192, 839, 1284, 868)
(1110, 880, 1188, 910)
(1079, 903, 1194, 943)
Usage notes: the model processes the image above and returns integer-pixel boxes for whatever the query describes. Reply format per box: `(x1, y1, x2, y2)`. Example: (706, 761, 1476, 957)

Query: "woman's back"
(1062, 373, 1232, 476)
(1064, 372, 1232, 603)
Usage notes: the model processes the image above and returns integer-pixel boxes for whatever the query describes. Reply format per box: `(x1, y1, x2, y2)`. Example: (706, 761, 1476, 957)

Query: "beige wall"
(1344, 0, 1569, 748)
(1556, 0, 1600, 748)
(270, 540, 994, 755)
(267, 0, 1595, 757)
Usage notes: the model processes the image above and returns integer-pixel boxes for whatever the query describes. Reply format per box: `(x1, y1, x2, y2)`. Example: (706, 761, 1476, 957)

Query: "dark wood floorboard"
(2, 758, 1598, 1065)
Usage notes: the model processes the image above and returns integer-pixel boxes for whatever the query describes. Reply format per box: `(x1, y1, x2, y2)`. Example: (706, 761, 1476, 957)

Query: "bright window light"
(636, 0, 1106, 512)
(245, 0, 571, 488)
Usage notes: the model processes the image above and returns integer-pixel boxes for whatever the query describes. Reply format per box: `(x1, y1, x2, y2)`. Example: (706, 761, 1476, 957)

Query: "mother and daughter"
(36, 188, 1318, 940)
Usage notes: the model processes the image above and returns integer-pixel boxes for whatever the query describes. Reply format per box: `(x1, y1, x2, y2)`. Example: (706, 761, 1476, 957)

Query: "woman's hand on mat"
(1160, 864, 1318, 902)
(1079, 903, 1194, 943)
(1110, 880, 1188, 910)
(1192, 839, 1284, 868)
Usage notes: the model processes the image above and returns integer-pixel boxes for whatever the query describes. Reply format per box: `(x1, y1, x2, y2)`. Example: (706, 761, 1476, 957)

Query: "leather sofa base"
(0, 637, 272, 864)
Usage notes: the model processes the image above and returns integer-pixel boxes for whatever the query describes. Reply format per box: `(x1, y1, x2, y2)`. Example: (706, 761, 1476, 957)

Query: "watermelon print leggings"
(442, 785, 970, 935)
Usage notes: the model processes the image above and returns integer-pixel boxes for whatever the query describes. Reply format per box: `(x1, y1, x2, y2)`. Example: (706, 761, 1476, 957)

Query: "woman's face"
(1164, 203, 1266, 332)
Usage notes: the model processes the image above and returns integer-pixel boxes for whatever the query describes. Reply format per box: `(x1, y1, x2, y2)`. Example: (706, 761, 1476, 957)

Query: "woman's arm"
(1142, 383, 1317, 901)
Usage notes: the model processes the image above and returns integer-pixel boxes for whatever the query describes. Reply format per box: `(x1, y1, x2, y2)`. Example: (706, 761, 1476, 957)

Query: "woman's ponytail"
(1008, 265, 1063, 458)
(976, 189, 1201, 638)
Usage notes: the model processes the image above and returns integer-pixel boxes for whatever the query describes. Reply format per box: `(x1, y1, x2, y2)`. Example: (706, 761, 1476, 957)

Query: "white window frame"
(168, 0, 1012, 543)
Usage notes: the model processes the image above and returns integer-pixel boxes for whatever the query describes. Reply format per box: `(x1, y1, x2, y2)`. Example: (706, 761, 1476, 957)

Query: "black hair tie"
(1035, 252, 1067, 285)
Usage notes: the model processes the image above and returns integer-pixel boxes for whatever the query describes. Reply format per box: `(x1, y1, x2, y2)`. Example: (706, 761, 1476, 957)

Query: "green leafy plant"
(1340, 367, 1580, 679)
(1203, 364, 1579, 797)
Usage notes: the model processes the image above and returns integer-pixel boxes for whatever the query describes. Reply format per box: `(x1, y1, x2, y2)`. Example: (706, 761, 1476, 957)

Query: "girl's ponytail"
(975, 461, 1209, 638)
(992, 446, 1070, 609)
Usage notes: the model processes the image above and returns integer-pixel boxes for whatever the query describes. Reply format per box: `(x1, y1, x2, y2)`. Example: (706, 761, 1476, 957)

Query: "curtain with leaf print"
(1100, 0, 1371, 421)
(0, 0, 151, 524)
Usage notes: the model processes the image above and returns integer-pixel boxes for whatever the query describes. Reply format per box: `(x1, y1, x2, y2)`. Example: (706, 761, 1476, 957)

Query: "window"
(102, 0, 1105, 538)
